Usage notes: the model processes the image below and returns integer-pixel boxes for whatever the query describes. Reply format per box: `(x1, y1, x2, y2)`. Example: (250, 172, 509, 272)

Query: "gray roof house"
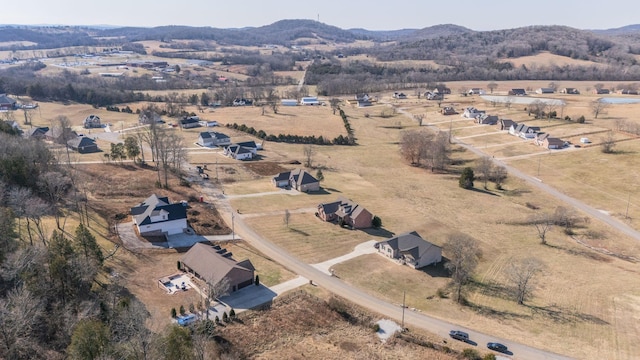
(317, 196, 373, 229)
(377, 231, 442, 269)
(224, 144, 254, 160)
(130, 194, 188, 237)
(26, 126, 49, 139)
(180, 243, 255, 293)
(67, 136, 99, 153)
(197, 131, 230, 147)
(0, 94, 17, 110)
(272, 169, 320, 192)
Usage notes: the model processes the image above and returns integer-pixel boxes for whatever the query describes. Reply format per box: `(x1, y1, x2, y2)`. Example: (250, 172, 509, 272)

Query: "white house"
(300, 96, 320, 105)
(223, 142, 257, 160)
(197, 131, 231, 147)
(377, 231, 442, 269)
(130, 194, 188, 237)
(463, 107, 485, 119)
(281, 99, 298, 106)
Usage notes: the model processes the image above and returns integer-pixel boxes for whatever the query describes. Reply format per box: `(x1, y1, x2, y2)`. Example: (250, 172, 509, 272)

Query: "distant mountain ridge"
(0, 20, 639, 50)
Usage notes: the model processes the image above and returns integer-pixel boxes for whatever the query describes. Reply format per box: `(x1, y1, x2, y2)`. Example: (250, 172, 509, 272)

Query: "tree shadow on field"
(469, 279, 512, 300)
(308, 188, 331, 195)
(469, 187, 500, 196)
(417, 260, 450, 278)
(526, 304, 609, 325)
(288, 227, 310, 236)
(362, 227, 394, 238)
(466, 301, 530, 321)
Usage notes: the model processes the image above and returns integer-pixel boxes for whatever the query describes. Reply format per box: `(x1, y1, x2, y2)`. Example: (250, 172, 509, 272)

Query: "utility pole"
(401, 291, 406, 330)
(231, 211, 235, 241)
(625, 193, 631, 219)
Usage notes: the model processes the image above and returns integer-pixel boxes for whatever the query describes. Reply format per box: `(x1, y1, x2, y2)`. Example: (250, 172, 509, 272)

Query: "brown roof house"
(180, 243, 255, 293)
(130, 194, 188, 237)
(377, 231, 442, 269)
(317, 197, 373, 229)
(272, 169, 320, 193)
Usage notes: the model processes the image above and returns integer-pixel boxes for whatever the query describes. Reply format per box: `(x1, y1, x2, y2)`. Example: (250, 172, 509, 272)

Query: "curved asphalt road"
(200, 184, 573, 360)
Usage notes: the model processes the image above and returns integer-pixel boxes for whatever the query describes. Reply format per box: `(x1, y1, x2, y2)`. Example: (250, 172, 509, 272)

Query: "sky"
(0, 0, 638, 31)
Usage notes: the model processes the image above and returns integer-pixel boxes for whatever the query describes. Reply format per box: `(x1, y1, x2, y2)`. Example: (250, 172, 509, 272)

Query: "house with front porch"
(317, 197, 373, 229)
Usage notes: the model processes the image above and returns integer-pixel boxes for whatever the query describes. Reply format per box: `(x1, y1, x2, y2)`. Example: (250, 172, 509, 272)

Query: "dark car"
(449, 330, 469, 342)
(487, 342, 508, 353)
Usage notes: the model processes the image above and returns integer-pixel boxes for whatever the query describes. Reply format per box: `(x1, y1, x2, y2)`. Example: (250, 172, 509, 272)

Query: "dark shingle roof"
(130, 194, 186, 225)
(67, 136, 96, 148)
(378, 231, 441, 260)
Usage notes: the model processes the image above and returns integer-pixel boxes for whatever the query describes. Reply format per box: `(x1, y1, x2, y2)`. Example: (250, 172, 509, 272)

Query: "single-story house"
(393, 92, 407, 99)
(499, 119, 516, 131)
(433, 86, 451, 94)
(232, 98, 253, 106)
(317, 197, 373, 229)
(593, 88, 610, 95)
(272, 169, 320, 192)
(536, 133, 565, 149)
(83, 114, 102, 129)
(26, 126, 49, 140)
(508, 88, 527, 96)
(441, 106, 457, 115)
(535, 88, 555, 94)
(510, 123, 540, 139)
(618, 89, 639, 95)
(197, 131, 230, 147)
(223, 144, 254, 160)
(179, 243, 255, 293)
(377, 231, 442, 269)
(347, 94, 374, 107)
(560, 88, 580, 94)
(67, 136, 99, 153)
(281, 99, 298, 106)
(198, 120, 219, 127)
(0, 94, 17, 110)
(426, 92, 444, 100)
(468, 88, 485, 95)
(463, 107, 485, 119)
(300, 96, 320, 105)
(475, 113, 498, 125)
(180, 116, 201, 129)
(130, 194, 188, 237)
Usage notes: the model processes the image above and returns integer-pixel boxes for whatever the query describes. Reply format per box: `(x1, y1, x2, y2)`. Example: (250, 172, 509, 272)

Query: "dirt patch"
(75, 163, 229, 236)
(215, 291, 458, 360)
(243, 161, 289, 176)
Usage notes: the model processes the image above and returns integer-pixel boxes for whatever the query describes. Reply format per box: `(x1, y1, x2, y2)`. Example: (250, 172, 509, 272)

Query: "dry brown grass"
(217, 291, 459, 360)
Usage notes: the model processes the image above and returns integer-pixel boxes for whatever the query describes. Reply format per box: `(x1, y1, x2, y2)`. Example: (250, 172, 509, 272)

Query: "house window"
(387, 248, 391, 254)
(163, 215, 166, 220)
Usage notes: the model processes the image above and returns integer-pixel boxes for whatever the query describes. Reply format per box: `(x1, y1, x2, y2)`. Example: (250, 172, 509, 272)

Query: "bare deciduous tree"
(492, 165, 508, 190)
(476, 156, 494, 189)
(284, 209, 290, 227)
(303, 144, 315, 168)
(601, 131, 616, 154)
(506, 257, 544, 305)
(590, 99, 610, 119)
(531, 212, 554, 245)
(487, 82, 498, 94)
(0, 286, 43, 359)
(444, 234, 481, 303)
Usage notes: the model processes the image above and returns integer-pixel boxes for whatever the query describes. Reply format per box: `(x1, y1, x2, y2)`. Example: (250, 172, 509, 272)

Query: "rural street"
(197, 183, 573, 360)
(404, 107, 640, 242)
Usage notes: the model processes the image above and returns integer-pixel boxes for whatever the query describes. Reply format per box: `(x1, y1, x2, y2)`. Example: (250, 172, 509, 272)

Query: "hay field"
(500, 51, 606, 68)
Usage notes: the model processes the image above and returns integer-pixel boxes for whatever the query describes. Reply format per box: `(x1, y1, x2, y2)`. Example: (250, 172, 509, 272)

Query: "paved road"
(196, 183, 572, 360)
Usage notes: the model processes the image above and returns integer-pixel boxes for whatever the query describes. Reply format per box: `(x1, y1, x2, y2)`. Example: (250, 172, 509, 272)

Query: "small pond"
(599, 97, 640, 104)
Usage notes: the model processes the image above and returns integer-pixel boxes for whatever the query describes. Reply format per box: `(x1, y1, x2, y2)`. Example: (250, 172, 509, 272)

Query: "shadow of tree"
(526, 304, 609, 325)
(362, 227, 395, 238)
(288, 227, 310, 236)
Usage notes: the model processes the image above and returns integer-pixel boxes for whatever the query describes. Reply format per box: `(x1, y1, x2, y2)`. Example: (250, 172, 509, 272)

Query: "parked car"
(487, 342, 508, 353)
(449, 330, 469, 342)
